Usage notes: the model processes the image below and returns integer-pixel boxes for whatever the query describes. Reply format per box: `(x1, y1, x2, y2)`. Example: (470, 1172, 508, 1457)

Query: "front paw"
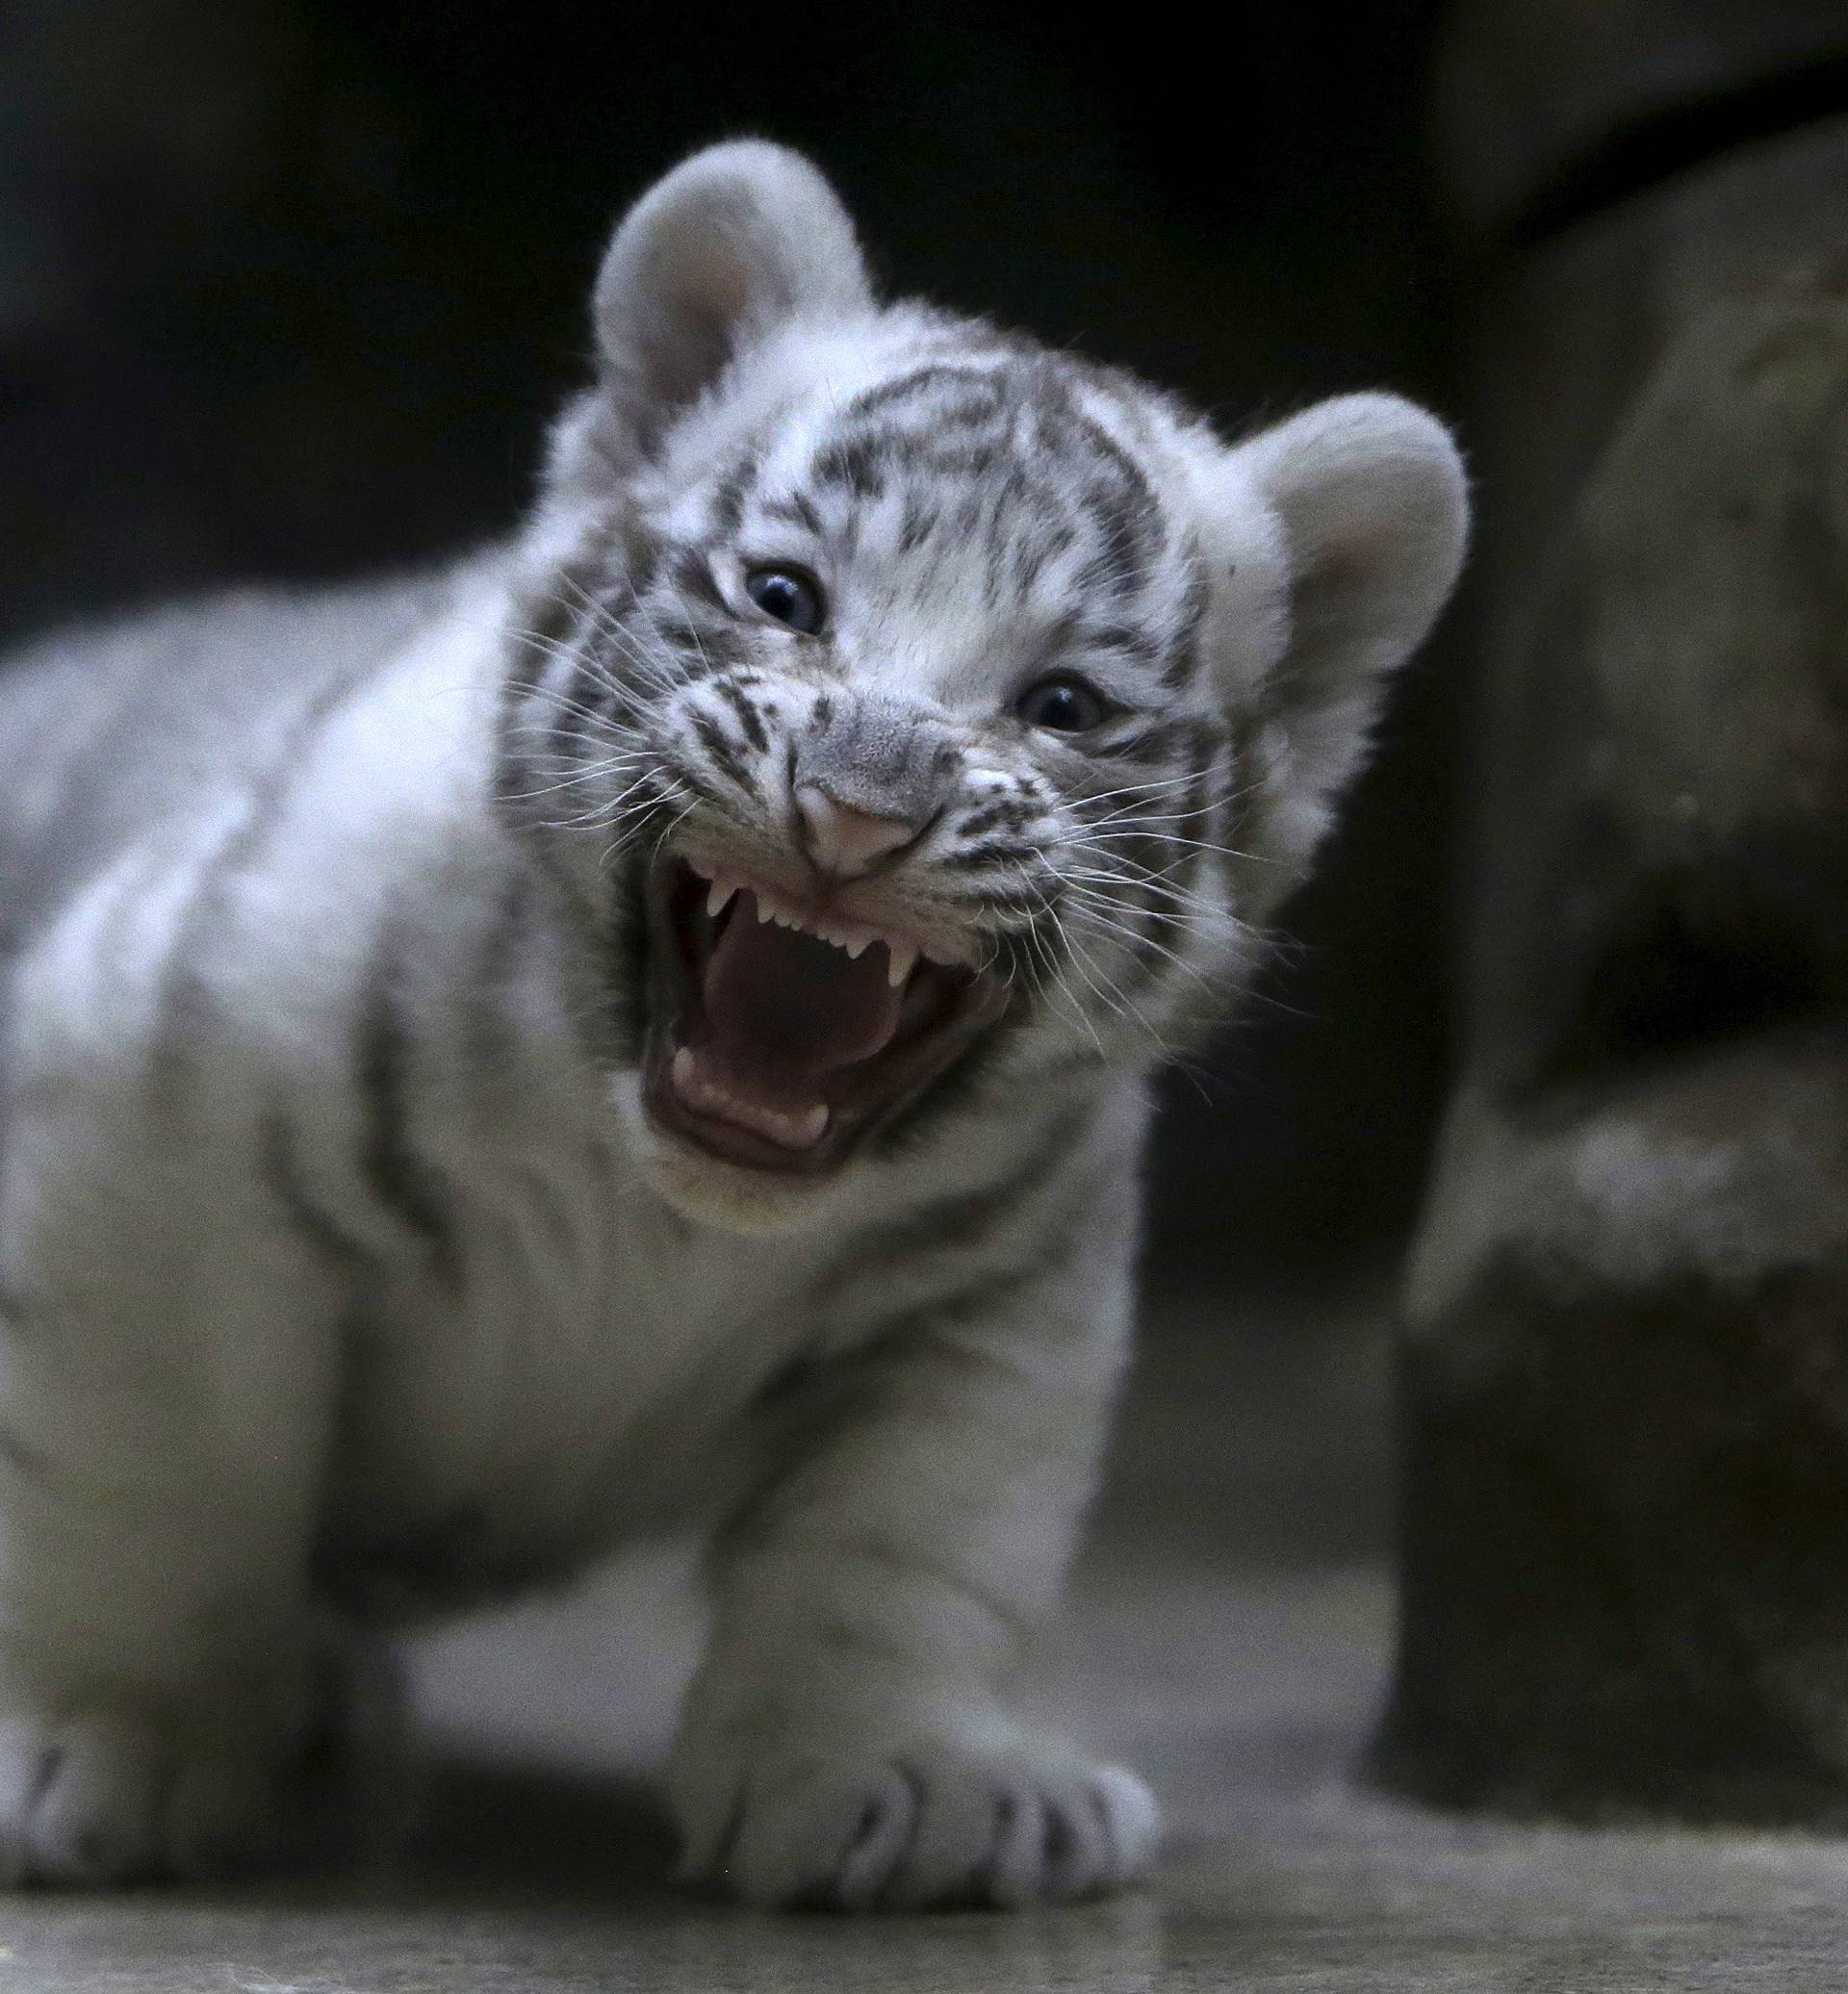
(0, 1702, 284, 1886)
(672, 1724, 1160, 1910)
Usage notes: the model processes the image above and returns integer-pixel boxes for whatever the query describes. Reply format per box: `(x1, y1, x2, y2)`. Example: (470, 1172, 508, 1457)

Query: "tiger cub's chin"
(618, 1078, 845, 1237)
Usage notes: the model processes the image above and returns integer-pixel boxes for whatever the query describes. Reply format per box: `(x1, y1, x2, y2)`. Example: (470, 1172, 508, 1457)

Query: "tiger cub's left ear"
(591, 141, 873, 464)
(1216, 393, 1469, 887)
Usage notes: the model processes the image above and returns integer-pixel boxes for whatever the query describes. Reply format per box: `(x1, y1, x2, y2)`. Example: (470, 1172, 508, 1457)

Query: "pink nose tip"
(794, 784, 917, 878)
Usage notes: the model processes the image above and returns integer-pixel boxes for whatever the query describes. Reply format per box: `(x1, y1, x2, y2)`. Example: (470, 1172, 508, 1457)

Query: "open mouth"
(640, 856, 1008, 1176)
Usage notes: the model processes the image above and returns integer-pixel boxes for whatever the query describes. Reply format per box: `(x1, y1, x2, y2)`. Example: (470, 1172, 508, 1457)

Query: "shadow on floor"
(4, 1285, 1848, 1990)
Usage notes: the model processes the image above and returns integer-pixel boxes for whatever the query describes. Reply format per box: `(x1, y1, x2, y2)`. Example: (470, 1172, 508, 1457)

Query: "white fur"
(0, 142, 1466, 1903)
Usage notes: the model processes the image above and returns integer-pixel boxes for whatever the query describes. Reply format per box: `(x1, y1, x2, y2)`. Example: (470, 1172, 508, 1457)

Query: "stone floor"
(3, 1284, 1847, 1991)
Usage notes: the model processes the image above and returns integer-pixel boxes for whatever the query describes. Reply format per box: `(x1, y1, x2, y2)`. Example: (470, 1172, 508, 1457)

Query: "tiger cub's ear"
(591, 141, 873, 462)
(1214, 394, 1469, 887)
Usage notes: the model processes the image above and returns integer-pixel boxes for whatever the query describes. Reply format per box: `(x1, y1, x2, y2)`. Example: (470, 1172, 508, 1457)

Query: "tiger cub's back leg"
(0, 863, 345, 1883)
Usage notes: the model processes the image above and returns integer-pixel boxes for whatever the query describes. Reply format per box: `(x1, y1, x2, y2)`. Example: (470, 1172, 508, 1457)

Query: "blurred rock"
(1434, 0, 1848, 240)
(1380, 53, 1848, 1815)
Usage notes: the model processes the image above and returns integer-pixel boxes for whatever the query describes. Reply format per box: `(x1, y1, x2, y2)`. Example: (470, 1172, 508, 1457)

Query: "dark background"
(0, 0, 1461, 1287)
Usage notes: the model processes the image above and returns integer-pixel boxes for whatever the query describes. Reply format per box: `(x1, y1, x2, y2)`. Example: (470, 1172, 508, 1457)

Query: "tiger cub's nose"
(793, 784, 919, 880)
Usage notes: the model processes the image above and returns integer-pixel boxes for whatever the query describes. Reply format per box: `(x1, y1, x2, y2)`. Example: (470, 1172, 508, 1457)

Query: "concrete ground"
(4, 1285, 1847, 1991)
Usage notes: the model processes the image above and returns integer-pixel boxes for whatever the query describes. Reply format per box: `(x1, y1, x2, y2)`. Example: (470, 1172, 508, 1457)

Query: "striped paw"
(0, 1705, 281, 1886)
(674, 1731, 1160, 1911)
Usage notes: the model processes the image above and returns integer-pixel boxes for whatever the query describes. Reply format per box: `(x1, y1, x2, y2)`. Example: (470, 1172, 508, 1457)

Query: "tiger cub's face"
(497, 144, 1467, 1225)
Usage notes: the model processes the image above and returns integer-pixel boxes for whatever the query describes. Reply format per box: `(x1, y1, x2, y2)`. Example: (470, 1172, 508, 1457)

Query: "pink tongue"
(700, 901, 906, 1088)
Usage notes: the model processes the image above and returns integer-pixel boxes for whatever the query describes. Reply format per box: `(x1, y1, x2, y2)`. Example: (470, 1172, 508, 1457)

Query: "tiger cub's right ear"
(591, 141, 873, 462)
(1207, 394, 1469, 893)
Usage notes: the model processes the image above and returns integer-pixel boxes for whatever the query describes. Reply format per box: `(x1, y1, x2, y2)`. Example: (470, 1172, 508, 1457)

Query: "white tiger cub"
(0, 142, 1465, 1905)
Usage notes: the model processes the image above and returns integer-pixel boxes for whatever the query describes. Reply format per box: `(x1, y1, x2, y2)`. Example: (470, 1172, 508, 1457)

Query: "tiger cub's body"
(1, 564, 1081, 1603)
(0, 143, 1466, 1906)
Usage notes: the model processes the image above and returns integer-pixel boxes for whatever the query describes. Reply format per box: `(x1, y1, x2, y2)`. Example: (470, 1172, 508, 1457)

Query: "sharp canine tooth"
(756, 897, 774, 924)
(671, 1046, 697, 1093)
(707, 877, 737, 917)
(886, 940, 918, 988)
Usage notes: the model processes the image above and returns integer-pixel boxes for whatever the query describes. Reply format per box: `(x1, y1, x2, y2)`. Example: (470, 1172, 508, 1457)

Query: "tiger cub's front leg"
(0, 1035, 340, 1883)
(669, 1243, 1156, 1910)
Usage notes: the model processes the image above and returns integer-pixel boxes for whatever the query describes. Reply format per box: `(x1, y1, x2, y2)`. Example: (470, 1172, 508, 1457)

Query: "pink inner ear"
(676, 235, 758, 330)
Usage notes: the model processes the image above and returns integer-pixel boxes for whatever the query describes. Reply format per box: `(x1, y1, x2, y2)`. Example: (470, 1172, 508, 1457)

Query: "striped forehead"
(736, 359, 1179, 616)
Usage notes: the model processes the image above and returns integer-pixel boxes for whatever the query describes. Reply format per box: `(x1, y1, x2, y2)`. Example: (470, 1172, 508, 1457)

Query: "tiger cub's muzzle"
(637, 704, 1021, 1174)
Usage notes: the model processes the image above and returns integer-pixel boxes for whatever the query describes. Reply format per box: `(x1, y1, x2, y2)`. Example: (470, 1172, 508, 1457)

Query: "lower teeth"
(669, 1046, 830, 1149)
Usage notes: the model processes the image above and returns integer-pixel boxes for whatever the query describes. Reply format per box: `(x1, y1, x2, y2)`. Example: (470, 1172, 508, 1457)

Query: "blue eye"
(1015, 675, 1111, 733)
(745, 566, 826, 635)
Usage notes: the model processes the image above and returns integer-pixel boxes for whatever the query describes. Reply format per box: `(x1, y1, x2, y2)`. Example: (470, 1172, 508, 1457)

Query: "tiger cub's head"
(497, 142, 1467, 1226)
